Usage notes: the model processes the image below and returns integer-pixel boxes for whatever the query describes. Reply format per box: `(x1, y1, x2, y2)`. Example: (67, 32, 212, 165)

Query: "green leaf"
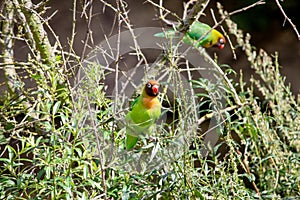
(30, 73, 41, 80)
(4, 122, 15, 130)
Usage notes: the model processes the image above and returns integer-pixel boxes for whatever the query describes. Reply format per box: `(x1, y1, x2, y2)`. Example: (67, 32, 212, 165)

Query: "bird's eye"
(146, 83, 152, 88)
(219, 38, 225, 44)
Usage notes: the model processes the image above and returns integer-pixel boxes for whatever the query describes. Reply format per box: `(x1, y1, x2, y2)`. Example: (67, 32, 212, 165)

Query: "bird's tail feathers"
(154, 30, 179, 38)
(125, 133, 139, 150)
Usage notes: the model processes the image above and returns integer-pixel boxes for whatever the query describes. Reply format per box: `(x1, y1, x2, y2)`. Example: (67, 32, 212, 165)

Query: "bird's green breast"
(126, 96, 161, 131)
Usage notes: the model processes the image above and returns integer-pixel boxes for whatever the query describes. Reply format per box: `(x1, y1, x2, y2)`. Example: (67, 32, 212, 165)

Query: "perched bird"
(154, 21, 226, 49)
(125, 80, 161, 150)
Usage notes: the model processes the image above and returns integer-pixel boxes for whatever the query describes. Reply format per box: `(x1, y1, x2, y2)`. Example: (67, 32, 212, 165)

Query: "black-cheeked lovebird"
(125, 80, 161, 150)
(154, 21, 226, 49)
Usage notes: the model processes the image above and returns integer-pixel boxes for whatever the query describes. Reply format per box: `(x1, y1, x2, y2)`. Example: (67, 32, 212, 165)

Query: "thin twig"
(270, 157, 279, 189)
(227, 0, 265, 16)
(181, 0, 210, 32)
(112, 0, 121, 146)
(67, 0, 77, 63)
(146, 0, 181, 26)
(86, 96, 107, 200)
(182, 0, 198, 20)
(210, 8, 236, 59)
(81, 0, 94, 61)
(241, 157, 261, 196)
(185, 60, 199, 121)
(198, 49, 243, 106)
(275, 0, 300, 40)
(198, 104, 243, 125)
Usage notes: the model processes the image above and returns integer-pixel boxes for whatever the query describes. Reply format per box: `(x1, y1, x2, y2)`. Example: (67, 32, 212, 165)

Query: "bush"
(0, 0, 299, 199)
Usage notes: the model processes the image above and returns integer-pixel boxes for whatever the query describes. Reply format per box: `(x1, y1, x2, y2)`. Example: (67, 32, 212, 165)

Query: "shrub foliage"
(0, 0, 299, 199)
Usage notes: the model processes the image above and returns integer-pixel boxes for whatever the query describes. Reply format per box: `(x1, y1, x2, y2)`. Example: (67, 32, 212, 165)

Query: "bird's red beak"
(152, 85, 159, 95)
(217, 37, 226, 49)
(218, 44, 225, 49)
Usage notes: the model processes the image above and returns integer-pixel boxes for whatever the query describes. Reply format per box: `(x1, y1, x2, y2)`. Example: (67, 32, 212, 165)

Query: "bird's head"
(214, 36, 226, 49)
(212, 30, 226, 49)
(144, 80, 160, 97)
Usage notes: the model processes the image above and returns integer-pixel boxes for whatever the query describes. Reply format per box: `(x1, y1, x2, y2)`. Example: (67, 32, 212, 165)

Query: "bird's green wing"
(186, 21, 211, 41)
(154, 22, 212, 48)
(125, 96, 149, 150)
(125, 97, 161, 150)
(154, 22, 211, 40)
(129, 95, 139, 111)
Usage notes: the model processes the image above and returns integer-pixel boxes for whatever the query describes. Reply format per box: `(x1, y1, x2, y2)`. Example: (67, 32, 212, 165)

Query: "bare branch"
(146, 0, 181, 27)
(210, 8, 237, 59)
(275, 0, 300, 40)
(198, 104, 243, 125)
(209, 0, 266, 35)
(182, 0, 198, 20)
(181, 0, 210, 32)
(1, 1, 19, 94)
(241, 154, 261, 196)
(80, 0, 94, 61)
(199, 49, 243, 106)
(86, 95, 107, 200)
(13, 0, 56, 65)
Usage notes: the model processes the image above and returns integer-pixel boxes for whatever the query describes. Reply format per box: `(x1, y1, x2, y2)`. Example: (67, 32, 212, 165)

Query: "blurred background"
(14, 0, 300, 94)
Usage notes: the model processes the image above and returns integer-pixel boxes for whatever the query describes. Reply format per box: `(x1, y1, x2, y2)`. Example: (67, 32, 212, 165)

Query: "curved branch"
(275, 0, 300, 40)
(1, 1, 19, 95)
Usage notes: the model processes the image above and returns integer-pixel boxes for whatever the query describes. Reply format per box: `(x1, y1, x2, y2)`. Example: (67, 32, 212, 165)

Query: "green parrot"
(125, 80, 162, 150)
(154, 21, 226, 49)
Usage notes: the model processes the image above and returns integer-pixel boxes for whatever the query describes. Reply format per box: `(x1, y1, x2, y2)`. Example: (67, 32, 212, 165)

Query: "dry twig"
(275, 0, 300, 40)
